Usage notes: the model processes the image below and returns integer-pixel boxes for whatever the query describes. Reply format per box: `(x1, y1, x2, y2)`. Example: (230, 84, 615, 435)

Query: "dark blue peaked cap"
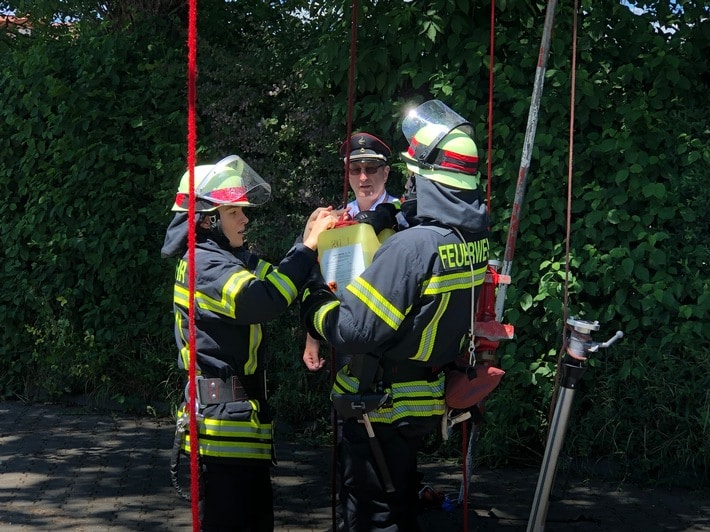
(339, 132, 392, 163)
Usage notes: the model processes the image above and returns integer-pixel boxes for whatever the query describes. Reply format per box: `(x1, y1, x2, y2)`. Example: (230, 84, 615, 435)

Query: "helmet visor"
(197, 155, 272, 208)
(402, 100, 473, 163)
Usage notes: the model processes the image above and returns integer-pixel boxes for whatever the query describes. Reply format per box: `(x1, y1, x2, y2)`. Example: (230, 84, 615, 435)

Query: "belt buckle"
(193, 376, 205, 406)
(196, 376, 229, 405)
(231, 376, 249, 401)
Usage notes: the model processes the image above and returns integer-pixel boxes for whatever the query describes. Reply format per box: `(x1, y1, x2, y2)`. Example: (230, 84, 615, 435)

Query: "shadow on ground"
(0, 401, 707, 531)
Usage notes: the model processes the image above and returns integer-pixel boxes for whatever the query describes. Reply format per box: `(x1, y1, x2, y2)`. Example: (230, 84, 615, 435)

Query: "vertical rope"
(462, 5, 495, 530)
(486, 0, 496, 213)
(331, 2, 360, 528)
(564, 0, 579, 347)
(342, 0, 359, 206)
(186, 0, 200, 529)
(461, 421, 468, 531)
(547, 0, 580, 436)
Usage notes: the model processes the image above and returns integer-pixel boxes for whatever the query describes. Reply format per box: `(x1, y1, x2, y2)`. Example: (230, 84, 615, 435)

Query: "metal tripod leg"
(527, 320, 624, 531)
(526, 385, 576, 531)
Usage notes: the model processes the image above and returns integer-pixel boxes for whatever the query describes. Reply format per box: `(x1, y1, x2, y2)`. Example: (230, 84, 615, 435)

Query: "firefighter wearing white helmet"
(162, 155, 336, 531)
(300, 101, 490, 530)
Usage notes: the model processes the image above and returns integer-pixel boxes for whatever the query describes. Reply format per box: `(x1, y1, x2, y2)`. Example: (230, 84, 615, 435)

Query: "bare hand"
(303, 209, 338, 250)
(302, 334, 325, 371)
(302, 206, 346, 243)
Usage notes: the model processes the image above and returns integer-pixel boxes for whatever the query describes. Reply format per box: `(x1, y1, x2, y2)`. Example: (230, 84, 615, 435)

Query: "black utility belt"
(381, 362, 439, 383)
(196, 375, 259, 406)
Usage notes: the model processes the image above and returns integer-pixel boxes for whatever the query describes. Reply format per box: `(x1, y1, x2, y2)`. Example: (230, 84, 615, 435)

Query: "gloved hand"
(300, 265, 337, 342)
(354, 203, 398, 234)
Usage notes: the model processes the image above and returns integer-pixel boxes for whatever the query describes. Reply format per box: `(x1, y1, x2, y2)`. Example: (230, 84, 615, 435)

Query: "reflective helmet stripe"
(437, 148, 479, 175)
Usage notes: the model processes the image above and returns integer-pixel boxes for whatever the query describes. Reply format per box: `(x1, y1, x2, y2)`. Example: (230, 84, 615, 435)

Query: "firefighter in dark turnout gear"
(301, 101, 491, 531)
(162, 155, 336, 532)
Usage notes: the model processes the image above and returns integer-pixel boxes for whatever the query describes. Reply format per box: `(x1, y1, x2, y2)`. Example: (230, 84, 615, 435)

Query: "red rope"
(342, 0, 359, 206)
(463, 4, 495, 531)
(461, 421, 468, 531)
(548, 0, 579, 431)
(486, 0, 496, 213)
(564, 0, 579, 341)
(186, 0, 200, 529)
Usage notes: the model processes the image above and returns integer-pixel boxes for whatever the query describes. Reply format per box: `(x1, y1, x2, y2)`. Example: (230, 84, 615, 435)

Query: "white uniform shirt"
(346, 190, 398, 217)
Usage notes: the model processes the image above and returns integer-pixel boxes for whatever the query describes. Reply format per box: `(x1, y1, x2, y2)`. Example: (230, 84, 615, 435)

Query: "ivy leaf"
(520, 293, 533, 311)
(643, 183, 666, 198)
(622, 258, 634, 276)
(619, 359, 631, 380)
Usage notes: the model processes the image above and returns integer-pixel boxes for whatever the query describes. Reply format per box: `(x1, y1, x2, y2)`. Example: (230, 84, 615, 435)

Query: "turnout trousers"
(339, 418, 429, 532)
(200, 461, 274, 532)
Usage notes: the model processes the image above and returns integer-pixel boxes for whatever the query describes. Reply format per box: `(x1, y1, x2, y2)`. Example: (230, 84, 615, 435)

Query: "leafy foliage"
(0, 0, 707, 487)
(297, 0, 709, 485)
(0, 14, 186, 401)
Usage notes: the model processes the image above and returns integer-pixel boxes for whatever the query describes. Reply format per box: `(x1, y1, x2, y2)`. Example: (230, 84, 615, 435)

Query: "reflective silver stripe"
(195, 270, 253, 317)
(179, 404, 274, 460)
(184, 436, 272, 460)
(265, 270, 298, 303)
(175, 270, 254, 318)
(244, 324, 262, 374)
(331, 369, 445, 424)
(422, 266, 487, 295)
(174, 284, 190, 308)
(254, 259, 271, 279)
(367, 377, 445, 423)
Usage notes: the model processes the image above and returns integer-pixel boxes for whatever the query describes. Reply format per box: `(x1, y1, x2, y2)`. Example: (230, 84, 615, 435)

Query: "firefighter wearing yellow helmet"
(300, 101, 491, 529)
(401, 98, 480, 189)
(162, 155, 336, 531)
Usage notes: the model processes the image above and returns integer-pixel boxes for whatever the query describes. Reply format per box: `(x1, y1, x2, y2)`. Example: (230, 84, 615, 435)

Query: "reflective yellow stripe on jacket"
(331, 367, 445, 424)
(347, 277, 406, 331)
(422, 266, 488, 295)
(178, 402, 273, 461)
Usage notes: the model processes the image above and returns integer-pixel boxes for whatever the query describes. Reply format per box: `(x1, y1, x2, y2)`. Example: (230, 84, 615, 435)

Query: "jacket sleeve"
(306, 232, 430, 354)
(201, 243, 319, 325)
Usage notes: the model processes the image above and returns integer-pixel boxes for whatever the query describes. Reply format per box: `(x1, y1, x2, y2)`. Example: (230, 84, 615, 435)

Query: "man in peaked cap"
(340, 132, 398, 217)
(300, 101, 490, 530)
(302, 132, 402, 373)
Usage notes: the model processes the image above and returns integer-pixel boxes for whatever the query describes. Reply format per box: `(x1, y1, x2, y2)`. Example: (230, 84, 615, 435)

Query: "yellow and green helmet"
(401, 100, 480, 190)
(171, 155, 272, 212)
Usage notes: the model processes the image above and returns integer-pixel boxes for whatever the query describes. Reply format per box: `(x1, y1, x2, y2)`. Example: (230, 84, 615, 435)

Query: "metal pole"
(527, 319, 623, 531)
(494, 0, 558, 321)
(527, 384, 577, 531)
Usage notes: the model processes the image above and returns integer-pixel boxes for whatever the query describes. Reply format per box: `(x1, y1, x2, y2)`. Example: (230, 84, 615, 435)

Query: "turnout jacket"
(303, 177, 490, 425)
(165, 215, 319, 462)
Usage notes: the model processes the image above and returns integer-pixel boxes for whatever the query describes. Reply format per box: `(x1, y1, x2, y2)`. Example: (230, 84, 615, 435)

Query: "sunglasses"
(348, 165, 384, 176)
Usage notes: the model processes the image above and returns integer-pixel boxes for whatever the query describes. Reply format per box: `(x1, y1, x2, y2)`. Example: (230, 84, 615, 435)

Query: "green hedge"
(0, 2, 707, 487)
(0, 18, 186, 401)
